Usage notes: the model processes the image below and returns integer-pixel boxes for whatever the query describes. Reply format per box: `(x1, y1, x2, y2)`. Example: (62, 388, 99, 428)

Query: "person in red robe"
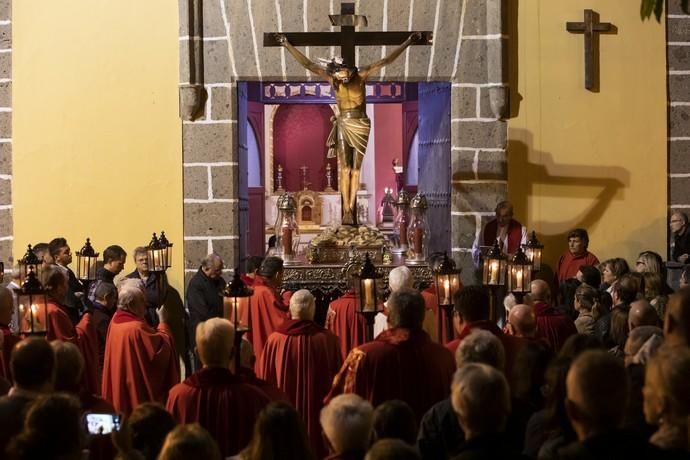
(166, 318, 270, 457)
(530, 280, 577, 352)
(555, 228, 600, 289)
(240, 256, 263, 287)
(237, 338, 289, 402)
(445, 286, 524, 385)
(326, 288, 455, 423)
(257, 289, 342, 458)
(326, 268, 369, 361)
(472, 201, 527, 267)
(241, 256, 289, 362)
(36, 265, 99, 395)
(102, 285, 179, 415)
(0, 286, 21, 381)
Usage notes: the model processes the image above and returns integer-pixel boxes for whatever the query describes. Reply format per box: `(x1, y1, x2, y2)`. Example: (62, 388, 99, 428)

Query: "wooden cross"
(264, 2, 432, 67)
(566, 9, 615, 91)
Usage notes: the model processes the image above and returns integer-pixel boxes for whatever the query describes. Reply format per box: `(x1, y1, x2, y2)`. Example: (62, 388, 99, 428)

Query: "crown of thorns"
(319, 57, 356, 73)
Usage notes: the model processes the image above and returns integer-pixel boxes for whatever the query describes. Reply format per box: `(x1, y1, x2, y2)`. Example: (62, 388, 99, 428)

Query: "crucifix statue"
(265, 2, 432, 225)
(566, 9, 615, 91)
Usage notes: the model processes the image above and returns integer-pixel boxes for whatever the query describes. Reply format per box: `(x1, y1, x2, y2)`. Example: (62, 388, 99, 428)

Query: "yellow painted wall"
(12, 1, 183, 291)
(508, 1, 667, 270)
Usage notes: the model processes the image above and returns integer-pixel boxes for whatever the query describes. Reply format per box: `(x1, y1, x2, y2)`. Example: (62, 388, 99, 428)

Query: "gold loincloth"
(326, 110, 371, 160)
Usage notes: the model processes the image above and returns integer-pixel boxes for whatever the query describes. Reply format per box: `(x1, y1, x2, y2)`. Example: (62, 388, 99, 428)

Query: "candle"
(363, 279, 374, 310)
(282, 227, 293, 256)
(443, 279, 450, 305)
(490, 261, 499, 284)
(399, 221, 408, 248)
(414, 228, 424, 254)
(516, 268, 523, 290)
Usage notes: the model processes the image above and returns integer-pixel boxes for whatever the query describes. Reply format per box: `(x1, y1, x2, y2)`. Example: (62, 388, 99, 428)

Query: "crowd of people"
(0, 210, 687, 460)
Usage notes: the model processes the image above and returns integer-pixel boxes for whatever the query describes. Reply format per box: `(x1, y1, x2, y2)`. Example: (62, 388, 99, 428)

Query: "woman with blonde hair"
(643, 272, 669, 320)
(158, 424, 221, 460)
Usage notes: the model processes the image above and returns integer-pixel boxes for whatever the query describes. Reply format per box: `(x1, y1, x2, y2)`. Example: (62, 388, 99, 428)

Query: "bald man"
(506, 304, 537, 339)
(530, 280, 576, 351)
(562, 350, 662, 458)
(0, 286, 20, 380)
(628, 299, 659, 331)
(166, 318, 270, 457)
(258, 289, 342, 458)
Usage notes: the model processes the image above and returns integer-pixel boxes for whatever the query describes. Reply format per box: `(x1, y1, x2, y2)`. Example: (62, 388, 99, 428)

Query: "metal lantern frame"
(75, 238, 99, 282)
(223, 269, 253, 372)
(508, 246, 532, 301)
(482, 240, 507, 287)
(17, 266, 48, 336)
(18, 244, 42, 286)
(354, 253, 383, 341)
(523, 231, 544, 272)
(158, 231, 173, 269)
(433, 252, 462, 343)
(146, 233, 167, 273)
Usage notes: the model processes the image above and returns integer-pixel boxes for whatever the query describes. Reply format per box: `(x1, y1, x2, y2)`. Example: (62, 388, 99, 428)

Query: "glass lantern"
(158, 231, 173, 269)
(146, 233, 166, 273)
(17, 267, 48, 336)
(433, 252, 462, 343)
(393, 190, 411, 250)
(275, 193, 300, 263)
(523, 231, 544, 272)
(508, 246, 532, 300)
(76, 238, 99, 282)
(407, 194, 430, 264)
(223, 269, 253, 372)
(354, 253, 383, 341)
(18, 244, 43, 286)
(482, 240, 507, 287)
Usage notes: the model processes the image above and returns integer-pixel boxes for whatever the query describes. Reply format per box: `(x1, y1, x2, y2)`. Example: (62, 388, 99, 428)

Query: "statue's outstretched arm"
(359, 32, 422, 79)
(275, 33, 329, 79)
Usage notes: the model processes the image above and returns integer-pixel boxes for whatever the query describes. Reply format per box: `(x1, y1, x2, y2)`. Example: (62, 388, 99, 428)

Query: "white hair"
(503, 293, 517, 313)
(289, 289, 316, 320)
(388, 266, 413, 293)
(451, 363, 510, 436)
(320, 394, 373, 453)
(117, 277, 145, 293)
(117, 286, 144, 312)
(455, 329, 506, 370)
(196, 318, 235, 368)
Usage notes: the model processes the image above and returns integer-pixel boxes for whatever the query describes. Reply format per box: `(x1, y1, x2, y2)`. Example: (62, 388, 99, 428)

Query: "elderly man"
(530, 280, 576, 351)
(0, 338, 54, 454)
(562, 350, 663, 458)
(126, 246, 169, 327)
(0, 287, 20, 380)
(327, 288, 455, 423)
(49, 237, 84, 325)
(87, 245, 127, 306)
(166, 318, 270, 457)
(556, 228, 599, 288)
(258, 289, 342, 457)
(321, 394, 374, 460)
(243, 256, 289, 361)
(670, 211, 690, 263)
(417, 330, 505, 460)
(506, 304, 538, 339)
(450, 363, 518, 459)
(628, 299, 659, 331)
(479, 201, 527, 255)
(186, 253, 226, 371)
(102, 285, 179, 415)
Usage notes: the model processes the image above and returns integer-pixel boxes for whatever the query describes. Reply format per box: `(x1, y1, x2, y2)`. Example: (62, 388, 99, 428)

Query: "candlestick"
(325, 163, 334, 191)
(276, 164, 284, 192)
(282, 227, 293, 256)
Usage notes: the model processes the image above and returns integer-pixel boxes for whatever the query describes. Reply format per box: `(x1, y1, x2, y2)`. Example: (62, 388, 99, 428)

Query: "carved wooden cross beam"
(566, 9, 615, 91)
(264, 2, 432, 67)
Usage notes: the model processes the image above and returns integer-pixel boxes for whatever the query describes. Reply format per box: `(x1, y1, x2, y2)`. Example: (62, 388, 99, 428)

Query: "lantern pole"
(223, 269, 253, 373)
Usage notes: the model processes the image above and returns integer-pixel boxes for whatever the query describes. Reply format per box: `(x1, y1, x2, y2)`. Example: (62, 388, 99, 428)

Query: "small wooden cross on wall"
(566, 10, 616, 91)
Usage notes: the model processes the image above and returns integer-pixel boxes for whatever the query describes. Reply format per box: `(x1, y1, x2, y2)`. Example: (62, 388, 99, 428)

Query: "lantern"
(146, 233, 166, 273)
(393, 190, 411, 250)
(17, 267, 48, 336)
(508, 246, 532, 303)
(18, 244, 42, 285)
(275, 193, 300, 263)
(158, 231, 173, 269)
(482, 240, 507, 287)
(354, 253, 383, 341)
(408, 194, 430, 264)
(75, 238, 99, 282)
(223, 269, 253, 372)
(523, 231, 544, 272)
(433, 252, 462, 343)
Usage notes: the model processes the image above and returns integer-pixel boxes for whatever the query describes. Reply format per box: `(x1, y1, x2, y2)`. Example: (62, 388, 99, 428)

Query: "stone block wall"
(669, 0, 690, 231)
(0, 0, 10, 266)
(179, 0, 509, 285)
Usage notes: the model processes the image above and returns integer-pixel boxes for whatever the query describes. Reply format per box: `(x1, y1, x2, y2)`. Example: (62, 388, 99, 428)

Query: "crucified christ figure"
(275, 32, 420, 225)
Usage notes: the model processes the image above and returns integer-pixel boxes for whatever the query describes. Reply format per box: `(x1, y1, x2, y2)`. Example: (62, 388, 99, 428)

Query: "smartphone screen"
(85, 413, 121, 435)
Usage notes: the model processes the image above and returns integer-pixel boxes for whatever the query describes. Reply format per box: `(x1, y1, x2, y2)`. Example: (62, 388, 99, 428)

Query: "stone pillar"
(0, 0, 11, 266)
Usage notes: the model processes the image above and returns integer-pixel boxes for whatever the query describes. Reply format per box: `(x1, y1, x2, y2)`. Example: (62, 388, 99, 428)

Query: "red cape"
(238, 367, 290, 403)
(326, 328, 455, 422)
(257, 319, 343, 458)
(533, 301, 577, 352)
(166, 367, 271, 457)
(325, 291, 369, 361)
(44, 301, 100, 395)
(0, 325, 20, 381)
(241, 276, 289, 363)
(102, 309, 179, 415)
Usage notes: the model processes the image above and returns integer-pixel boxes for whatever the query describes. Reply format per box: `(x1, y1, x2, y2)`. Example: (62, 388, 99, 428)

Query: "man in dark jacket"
(126, 246, 169, 327)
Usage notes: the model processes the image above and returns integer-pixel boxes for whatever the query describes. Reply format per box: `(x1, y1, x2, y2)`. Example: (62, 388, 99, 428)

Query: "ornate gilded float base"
(308, 225, 389, 264)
